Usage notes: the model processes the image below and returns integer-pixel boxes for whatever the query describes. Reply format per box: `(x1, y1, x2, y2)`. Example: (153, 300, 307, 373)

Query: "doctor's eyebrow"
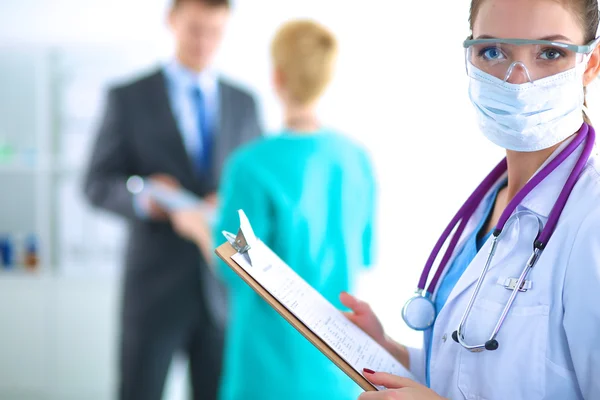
(474, 34, 574, 42)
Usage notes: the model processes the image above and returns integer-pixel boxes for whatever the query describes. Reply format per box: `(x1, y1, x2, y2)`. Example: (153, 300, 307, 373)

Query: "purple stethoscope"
(401, 123, 596, 352)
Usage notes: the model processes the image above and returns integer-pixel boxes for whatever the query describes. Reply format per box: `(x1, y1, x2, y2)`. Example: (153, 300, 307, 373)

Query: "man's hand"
(143, 174, 180, 220)
(204, 192, 218, 207)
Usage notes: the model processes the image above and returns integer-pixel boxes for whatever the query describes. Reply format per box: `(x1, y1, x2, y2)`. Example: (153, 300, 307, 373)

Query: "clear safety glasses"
(464, 38, 600, 83)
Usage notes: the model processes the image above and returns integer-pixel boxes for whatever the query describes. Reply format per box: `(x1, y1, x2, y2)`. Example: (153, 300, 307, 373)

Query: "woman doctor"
(342, 0, 600, 399)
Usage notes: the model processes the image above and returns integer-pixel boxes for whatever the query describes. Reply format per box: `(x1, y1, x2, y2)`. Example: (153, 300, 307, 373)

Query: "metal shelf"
(0, 44, 148, 278)
(0, 267, 48, 278)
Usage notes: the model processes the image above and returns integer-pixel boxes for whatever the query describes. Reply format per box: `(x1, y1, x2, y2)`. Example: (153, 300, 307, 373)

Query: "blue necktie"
(192, 87, 212, 173)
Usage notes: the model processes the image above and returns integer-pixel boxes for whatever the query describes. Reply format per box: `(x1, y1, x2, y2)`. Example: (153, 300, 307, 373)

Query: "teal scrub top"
(214, 129, 376, 400)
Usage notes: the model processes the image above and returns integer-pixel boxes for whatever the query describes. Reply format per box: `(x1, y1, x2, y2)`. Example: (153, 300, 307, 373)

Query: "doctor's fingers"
(364, 372, 423, 390)
(342, 311, 361, 325)
(358, 388, 411, 400)
(340, 291, 372, 314)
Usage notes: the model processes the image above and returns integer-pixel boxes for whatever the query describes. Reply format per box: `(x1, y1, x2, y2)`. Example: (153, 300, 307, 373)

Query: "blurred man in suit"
(83, 0, 261, 399)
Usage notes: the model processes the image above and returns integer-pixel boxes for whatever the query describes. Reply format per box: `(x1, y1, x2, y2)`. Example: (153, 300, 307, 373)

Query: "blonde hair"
(271, 19, 338, 105)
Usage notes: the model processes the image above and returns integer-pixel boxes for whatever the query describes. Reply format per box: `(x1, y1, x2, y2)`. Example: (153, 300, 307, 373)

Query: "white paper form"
(231, 242, 415, 387)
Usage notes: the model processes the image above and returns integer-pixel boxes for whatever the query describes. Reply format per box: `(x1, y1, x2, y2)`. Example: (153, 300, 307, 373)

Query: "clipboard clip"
(223, 229, 251, 253)
(222, 210, 258, 266)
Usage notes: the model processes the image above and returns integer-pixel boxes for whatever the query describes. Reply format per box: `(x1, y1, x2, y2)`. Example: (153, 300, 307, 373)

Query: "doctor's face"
(471, 0, 600, 85)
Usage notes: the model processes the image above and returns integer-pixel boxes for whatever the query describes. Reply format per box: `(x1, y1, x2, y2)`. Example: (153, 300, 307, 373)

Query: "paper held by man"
(126, 175, 217, 224)
(215, 210, 415, 391)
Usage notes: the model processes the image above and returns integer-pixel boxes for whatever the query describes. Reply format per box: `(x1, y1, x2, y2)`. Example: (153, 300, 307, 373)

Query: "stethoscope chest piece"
(402, 292, 436, 331)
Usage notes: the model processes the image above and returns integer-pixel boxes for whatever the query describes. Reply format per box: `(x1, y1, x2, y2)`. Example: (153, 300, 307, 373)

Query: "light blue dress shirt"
(162, 59, 219, 161)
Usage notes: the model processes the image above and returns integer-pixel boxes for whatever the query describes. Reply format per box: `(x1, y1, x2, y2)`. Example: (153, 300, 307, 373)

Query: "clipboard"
(214, 210, 412, 392)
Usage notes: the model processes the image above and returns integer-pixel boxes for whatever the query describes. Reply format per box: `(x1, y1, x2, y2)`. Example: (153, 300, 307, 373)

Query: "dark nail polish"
(363, 368, 375, 375)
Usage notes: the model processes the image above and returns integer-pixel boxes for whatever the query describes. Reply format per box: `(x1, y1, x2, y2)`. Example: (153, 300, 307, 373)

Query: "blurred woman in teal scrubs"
(170, 19, 376, 400)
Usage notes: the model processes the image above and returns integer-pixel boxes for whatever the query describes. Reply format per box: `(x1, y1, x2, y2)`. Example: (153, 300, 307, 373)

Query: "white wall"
(1, 0, 559, 398)
(0, 274, 119, 400)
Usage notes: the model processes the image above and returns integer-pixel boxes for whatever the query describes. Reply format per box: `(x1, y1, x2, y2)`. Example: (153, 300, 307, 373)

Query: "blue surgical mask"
(467, 62, 587, 152)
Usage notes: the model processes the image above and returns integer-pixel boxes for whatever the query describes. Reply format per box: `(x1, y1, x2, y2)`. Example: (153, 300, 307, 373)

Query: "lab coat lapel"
(520, 134, 587, 217)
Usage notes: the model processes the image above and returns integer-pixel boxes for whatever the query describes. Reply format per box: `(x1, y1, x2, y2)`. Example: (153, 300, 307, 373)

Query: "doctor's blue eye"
(479, 47, 505, 61)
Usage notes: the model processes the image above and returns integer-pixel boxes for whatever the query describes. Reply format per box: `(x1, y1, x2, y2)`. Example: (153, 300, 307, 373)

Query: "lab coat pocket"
(457, 298, 549, 400)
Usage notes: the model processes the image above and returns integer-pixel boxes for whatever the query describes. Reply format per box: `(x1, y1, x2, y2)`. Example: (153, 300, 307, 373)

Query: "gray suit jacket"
(84, 68, 261, 328)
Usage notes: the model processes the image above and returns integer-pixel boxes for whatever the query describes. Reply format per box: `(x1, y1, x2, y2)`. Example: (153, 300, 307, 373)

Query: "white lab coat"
(407, 137, 600, 400)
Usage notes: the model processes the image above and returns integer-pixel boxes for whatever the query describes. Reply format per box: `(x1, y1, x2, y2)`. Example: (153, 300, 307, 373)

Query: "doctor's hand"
(340, 292, 410, 369)
(340, 292, 386, 346)
(359, 371, 447, 400)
